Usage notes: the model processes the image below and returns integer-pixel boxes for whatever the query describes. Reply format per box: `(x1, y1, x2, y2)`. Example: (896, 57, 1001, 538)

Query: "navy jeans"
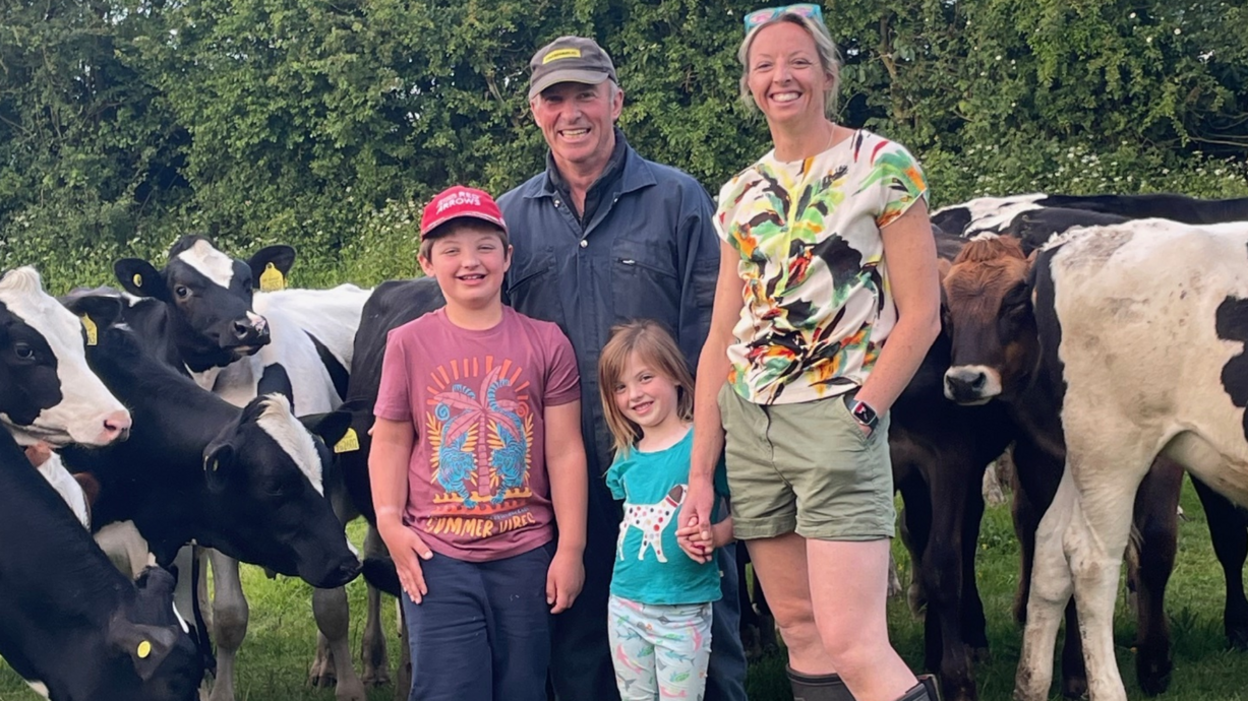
(549, 519, 748, 701)
(402, 544, 553, 701)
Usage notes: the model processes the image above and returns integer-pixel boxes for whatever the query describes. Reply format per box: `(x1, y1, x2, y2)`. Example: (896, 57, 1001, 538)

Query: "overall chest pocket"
(612, 240, 680, 323)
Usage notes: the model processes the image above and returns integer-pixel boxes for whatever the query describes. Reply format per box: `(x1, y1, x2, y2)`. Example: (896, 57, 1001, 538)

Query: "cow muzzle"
(943, 365, 1003, 405)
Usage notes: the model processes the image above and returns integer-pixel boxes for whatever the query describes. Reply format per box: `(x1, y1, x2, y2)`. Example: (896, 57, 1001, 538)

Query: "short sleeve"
(373, 328, 413, 422)
(605, 453, 628, 501)
(864, 140, 929, 229)
(713, 173, 749, 244)
(543, 325, 581, 407)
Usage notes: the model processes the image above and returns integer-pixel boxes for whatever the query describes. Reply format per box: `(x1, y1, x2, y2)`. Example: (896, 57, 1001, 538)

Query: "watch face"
(852, 401, 877, 427)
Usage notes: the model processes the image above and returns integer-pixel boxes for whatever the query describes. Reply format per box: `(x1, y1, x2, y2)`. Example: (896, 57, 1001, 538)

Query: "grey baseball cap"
(528, 36, 617, 99)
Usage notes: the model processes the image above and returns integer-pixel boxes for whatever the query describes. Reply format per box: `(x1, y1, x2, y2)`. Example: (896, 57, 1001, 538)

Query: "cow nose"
(99, 410, 133, 444)
(333, 558, 362, 586)
(944, 368, 987, 401)
(231, 319, 270, 345)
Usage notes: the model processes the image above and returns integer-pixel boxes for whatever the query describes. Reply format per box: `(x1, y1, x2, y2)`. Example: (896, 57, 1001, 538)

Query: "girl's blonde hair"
(737, 12, 842, 116)
(598, 320, 695, 456)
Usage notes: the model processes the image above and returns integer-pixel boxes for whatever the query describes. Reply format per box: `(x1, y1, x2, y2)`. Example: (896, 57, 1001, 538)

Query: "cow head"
(108, 566, 203, 700)
(114, 236, 295, 372)
(201, 394, 359, 588)
(941, 235, 1039, 405)
(0, 267, 131, 447)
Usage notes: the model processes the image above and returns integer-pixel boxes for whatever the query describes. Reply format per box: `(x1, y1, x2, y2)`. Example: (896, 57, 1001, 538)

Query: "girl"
(598, 320, 732, 701)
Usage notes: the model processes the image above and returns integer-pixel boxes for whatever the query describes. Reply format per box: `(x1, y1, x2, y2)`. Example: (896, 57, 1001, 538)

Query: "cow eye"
(174, 285, 190, 299)
(13, 343, 34, 361)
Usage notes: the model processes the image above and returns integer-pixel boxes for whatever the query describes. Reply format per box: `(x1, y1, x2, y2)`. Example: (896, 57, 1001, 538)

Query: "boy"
(370, 185, 588, 701)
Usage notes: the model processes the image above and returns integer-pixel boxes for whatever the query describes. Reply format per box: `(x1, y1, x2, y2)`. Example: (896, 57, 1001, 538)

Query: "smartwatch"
(843, 394, 879, 433)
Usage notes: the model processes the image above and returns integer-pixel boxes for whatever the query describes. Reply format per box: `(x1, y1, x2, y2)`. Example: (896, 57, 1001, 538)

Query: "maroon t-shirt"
(374, 307, 580, 562)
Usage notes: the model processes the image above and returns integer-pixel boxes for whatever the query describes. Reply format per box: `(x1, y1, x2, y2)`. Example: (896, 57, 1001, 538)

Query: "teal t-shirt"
(605, 427, 730, 606)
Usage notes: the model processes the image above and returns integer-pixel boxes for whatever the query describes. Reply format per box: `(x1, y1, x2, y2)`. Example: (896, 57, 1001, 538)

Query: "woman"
(678, 5, 941, 701)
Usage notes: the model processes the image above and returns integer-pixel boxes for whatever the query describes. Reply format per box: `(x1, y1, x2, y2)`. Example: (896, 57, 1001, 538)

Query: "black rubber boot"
(894, 674, 942, 701)
(787, 666, 857, 701)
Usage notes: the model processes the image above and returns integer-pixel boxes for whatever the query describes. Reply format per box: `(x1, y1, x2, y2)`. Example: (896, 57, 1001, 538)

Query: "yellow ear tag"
(333, 428, 360, 453)
(132, 273, 143, 288)
(137, 640, 152, 659)
(259, 262, 285, 292)
(80, 314, 98, 346)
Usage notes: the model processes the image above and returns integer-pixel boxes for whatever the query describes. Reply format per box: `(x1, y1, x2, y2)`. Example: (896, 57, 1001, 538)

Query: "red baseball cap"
(420, 185, 508, 238)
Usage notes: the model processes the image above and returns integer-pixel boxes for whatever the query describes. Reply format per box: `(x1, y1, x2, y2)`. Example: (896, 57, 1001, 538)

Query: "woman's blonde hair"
(737, 11, 842, 116)
(597, 319, 696, 457)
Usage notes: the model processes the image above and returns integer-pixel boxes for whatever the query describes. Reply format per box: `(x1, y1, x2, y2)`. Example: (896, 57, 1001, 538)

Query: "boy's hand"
(546, 548, 584, 614)
(378, 522, 434, 604)
(24, 441, 52, 468)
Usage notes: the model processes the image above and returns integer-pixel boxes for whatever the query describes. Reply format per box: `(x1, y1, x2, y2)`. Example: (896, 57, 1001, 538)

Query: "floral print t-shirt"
(714, 130, 928, 405)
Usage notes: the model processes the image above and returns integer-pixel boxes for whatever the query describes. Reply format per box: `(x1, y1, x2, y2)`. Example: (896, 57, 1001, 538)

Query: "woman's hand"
(677, 478, 716, 564)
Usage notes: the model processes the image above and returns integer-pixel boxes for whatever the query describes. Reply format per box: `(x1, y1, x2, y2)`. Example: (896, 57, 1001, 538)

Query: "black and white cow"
(0, 267, 131, 447)
(114, 237, 375, 701)
(983, 219, 1248, 701)
(0, 268, 198, 700)
(54, 288, 363, 701)
(941, 232, 1248, 697)
(931, 192, 1248, 240)
(0, 429, 203, 701)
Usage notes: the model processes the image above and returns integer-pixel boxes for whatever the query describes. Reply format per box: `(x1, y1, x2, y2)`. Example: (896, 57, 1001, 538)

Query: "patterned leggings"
(607, 595, 713, 701)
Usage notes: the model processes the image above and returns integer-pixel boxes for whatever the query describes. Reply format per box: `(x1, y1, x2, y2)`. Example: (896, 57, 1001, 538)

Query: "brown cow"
(941, 234, 1248, 696)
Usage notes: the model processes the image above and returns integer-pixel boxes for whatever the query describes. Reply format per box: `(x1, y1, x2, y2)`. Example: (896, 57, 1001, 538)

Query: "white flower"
(1129, 12, 1137, 18)
(1174, 28, 1182, 35)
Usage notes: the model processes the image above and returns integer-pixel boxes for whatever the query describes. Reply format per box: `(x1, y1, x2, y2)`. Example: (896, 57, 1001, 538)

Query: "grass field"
(3, 480, 1246, 701)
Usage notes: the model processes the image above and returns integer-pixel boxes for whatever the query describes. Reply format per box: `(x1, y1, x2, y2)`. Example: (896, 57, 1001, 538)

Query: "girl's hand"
(378, 522, 433, 603)
(546, 548, 585, 613)
(677, 478, 716, 563)
(711, 517, 735, 550)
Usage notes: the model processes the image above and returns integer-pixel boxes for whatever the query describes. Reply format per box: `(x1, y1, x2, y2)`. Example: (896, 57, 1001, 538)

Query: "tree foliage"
(1, 0, 1245, 290)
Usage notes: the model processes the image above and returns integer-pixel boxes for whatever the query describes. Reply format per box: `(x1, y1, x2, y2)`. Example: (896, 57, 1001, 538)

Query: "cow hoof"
(1227, 621, 1248, 650)
(1060, 677, 1087, 699)
(362, 665, 391, 687)
(334, 679, 367, 701)
(308, 668, 336, 689)
(1136, 651, 1173, 696)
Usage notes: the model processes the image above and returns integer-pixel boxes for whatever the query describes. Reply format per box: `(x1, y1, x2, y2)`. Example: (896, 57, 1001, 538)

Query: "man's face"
(530, 81, 623, 171)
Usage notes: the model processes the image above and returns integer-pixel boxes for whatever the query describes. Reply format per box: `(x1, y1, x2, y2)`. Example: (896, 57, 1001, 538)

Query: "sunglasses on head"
(743, 3, 824, 33)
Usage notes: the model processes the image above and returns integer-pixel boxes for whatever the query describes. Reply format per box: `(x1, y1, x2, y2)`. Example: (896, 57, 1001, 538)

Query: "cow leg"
(312, 585, 366, 701)
(960, 475, 990, 662)
(1014, 470, 1076, 701)
(919, 463, 980, 701)
(394, 599, 412, 701)
(1010, 438, 1063, 626)
(1191, 475, 1248, 650)
(897, 472, 932, 619)
(1130, 459, 1181, 695)
(361, 524, 391, 686)
(1064, 445, 1152, 701)
(736, 541, 762, 660)
(207, 550, 247, 701)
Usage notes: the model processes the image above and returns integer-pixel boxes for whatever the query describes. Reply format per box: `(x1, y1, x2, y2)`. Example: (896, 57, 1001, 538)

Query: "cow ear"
(107, 617, 179, 682)
(300, 410, 352, 449)
(248, 245, 296, 288)
(60, 293, 126, 331)
(115, 259, 169, 302)
(202, 442, 237, 493)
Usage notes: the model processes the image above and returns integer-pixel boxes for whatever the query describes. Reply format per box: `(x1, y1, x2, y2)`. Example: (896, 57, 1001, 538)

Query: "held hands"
(377, 521, 434, 604)
(546, 548, 585, 614)
(676, 479, 716, 564)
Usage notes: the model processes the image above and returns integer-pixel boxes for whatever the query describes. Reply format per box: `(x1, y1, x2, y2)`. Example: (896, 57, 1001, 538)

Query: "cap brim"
(421, 212, 508, 238)
(528, 69, 612, 99)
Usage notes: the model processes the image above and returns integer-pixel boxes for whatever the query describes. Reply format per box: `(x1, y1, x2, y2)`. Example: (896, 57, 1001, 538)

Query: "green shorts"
(717, 382, 895, 542)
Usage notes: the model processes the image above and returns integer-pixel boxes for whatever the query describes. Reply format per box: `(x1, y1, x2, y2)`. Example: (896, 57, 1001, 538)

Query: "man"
(498, 35, 748, 701)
